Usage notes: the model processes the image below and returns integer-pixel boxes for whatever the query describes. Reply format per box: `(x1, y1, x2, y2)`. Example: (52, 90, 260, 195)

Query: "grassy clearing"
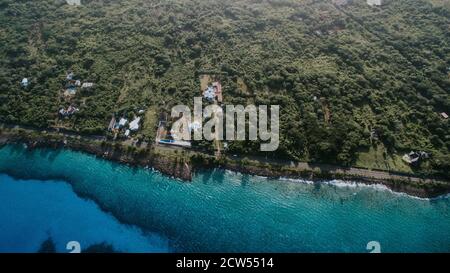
(141, 107, 157, 141)
(236, 77, 249, 95)
(355, 145, 413, 173)
(199, 74, 212, 92)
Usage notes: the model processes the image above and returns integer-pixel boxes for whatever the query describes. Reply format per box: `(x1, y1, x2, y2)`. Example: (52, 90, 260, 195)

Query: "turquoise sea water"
(0, 145, 449, 253)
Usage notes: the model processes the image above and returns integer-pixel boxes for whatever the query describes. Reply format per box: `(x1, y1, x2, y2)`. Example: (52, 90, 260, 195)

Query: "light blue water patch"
(0, 145, 449, 252)
(0, 174, 170, 253)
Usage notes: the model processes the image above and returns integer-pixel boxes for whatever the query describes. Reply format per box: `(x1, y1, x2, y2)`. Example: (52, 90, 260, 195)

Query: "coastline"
(0, 126, 449, 198)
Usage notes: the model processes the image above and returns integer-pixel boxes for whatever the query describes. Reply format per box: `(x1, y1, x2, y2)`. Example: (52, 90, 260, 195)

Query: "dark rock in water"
(37, 237, 56, 253)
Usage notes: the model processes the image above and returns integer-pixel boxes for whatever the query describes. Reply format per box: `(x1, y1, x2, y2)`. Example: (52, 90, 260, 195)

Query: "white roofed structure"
(21, 78, 29, 87)
(367, 0, 383, 6)
(81, 82, 94, 89)
(129, 117, 141, 131)
(118, 118, 128, 127)
(66, 0, 81, 6)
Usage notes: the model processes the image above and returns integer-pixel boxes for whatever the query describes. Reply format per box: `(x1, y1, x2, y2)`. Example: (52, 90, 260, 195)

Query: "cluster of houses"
(65, 72, 94, 96)
(156, 78, 224, 149)
(58, 71, 94, 118)
(59, 105, 79, 117)
(203, 81, 223, 103)
(402, 151, 430, 165)
(108, 114, 142, 138)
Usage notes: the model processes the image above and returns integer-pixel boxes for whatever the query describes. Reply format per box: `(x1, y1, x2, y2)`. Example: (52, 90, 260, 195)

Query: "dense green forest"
(0, 0, 449, 176)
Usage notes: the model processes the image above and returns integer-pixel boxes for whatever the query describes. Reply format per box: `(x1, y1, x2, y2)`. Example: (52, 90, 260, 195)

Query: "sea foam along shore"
(277, 176, 450, 201)
(223, 167, 450, 200)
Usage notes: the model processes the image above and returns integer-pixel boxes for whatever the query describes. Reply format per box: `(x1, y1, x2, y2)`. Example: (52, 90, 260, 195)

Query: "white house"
(118, 118, 128, 127)
(66, 72, 74, 80)
(402, 151, 420, 164)
(129, 117, 141, 131)
(367, 0, 383, 6)
(81, 82, 94, 89)
(21, 78, 29, 87)
(66, 0, 81, 6)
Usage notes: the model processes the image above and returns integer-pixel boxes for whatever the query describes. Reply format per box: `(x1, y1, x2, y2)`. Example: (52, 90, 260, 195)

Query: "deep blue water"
(0, 145, 449, 253)
(0, 174, 169, 253)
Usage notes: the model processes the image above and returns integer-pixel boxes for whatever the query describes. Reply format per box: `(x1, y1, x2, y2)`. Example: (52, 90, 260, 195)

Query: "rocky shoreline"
(0, 131, 192, 181)
(220, 163, 449, 199)
(1, 129, 449, 198)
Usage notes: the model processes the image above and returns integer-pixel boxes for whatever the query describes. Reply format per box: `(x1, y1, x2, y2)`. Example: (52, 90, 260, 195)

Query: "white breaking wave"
(276, 178, 449, 201)
(193, 168, 448, 201)
(278, 177, 315, 184)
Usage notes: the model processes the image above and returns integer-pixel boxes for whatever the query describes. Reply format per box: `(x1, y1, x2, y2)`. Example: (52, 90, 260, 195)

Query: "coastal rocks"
(149, 157, 192, 181)
(0, 130, 193, 182)
(72, 142, 193, 181)
(218, 161, 450, 199)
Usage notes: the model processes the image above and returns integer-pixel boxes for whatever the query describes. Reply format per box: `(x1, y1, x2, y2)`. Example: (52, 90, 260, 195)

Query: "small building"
(118, 118, 128, 128)
(75, 80, 81, 86)
(441, 112, 448, 119)
(66, 87, 77, 95)
(402, 151, 429, 165)
(367, 0, 383, 6)
(402, 151, 420, 164)
(418, 151, 430, 159)
(67, 105, 78, 115)
(370, 129, 379, 140)
(21, 78, 29, 87)
(81, 82, 94, 89)
(129, 117, 141, 131)
(66, 72, 74, 80)
(66, 0, 81, 6)
(124, 129, 130, 137)
(59, 105, 79, 116)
